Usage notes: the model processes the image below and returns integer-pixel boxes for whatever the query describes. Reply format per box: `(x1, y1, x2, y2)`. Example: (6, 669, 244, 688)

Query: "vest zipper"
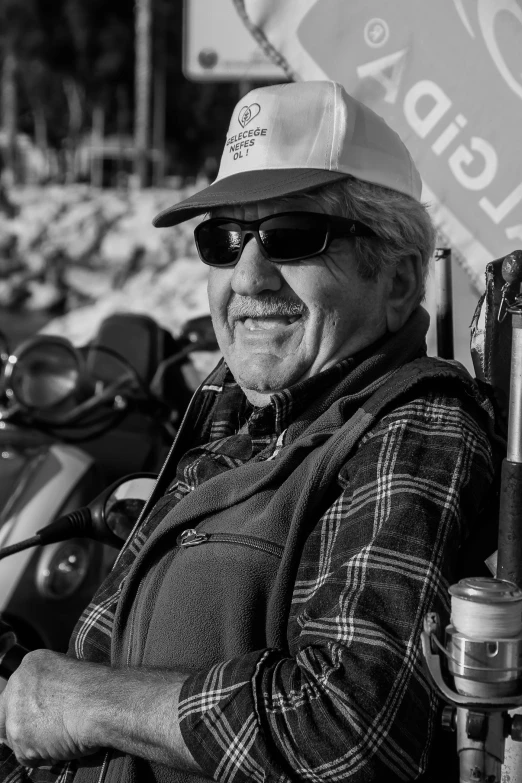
(96, 750, 110, 783)
(126, 575, 145, 666)
(177, 529, 283, 558)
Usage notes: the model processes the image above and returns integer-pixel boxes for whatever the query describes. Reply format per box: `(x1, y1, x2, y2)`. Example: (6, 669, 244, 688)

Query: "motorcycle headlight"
(36, 540, 92, 600)
(3, 336, 82, 410)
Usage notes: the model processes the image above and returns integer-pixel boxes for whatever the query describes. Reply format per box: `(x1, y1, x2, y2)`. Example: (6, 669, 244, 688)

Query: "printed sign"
(183, 0, 286, 81)
(235, 0, 522, 290)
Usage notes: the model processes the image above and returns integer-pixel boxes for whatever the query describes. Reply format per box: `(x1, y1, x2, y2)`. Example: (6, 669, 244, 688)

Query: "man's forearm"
(0, 650, 203, 772)
(90, 666, 202, 772)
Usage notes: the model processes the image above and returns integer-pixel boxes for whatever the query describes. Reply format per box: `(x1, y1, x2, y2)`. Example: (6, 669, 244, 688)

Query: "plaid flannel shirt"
(0, 355, 496, 783)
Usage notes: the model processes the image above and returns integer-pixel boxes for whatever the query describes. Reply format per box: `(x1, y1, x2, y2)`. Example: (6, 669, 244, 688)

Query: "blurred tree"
(63, 0, 135, 181)
(159, 1, 239, 178)
(25, 0, 76, 151)
(134, 0, 152, 187)
(0, 0, 247, 183)
(0, 0, 42, 182)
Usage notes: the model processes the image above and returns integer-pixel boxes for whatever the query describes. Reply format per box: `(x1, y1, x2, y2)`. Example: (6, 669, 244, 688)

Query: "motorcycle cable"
(18, 389, 174, 442)
(0, 404, 132, 445)
(79, 344, 150, 394)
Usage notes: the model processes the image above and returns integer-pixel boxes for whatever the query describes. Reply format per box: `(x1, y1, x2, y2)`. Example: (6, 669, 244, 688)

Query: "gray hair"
(278, 176, 436, 296)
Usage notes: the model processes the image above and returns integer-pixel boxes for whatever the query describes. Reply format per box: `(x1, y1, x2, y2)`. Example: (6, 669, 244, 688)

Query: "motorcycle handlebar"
(0, 621, 28, 679)
(0, 642, 28, 679)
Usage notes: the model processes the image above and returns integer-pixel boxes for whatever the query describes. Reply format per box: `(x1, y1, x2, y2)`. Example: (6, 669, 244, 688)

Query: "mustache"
(227, 295, 307, 320)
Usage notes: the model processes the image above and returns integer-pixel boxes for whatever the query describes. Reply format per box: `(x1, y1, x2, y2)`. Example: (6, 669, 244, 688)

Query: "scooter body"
(0, 433, 104, 652)
(0, 311, 216, 662)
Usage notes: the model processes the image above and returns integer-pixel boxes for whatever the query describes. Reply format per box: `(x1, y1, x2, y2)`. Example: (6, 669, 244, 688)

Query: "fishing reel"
(422, 577, 522, 783)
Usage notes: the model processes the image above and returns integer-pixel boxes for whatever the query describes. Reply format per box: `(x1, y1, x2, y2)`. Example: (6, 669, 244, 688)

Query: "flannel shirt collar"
(201, 329, 397, 443)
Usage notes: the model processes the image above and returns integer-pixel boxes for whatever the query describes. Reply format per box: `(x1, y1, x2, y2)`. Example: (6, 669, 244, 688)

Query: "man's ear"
(385, 253, 424, 333)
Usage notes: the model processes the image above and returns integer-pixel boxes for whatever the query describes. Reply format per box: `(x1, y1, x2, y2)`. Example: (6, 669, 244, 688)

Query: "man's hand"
(0, 649, 103, 767)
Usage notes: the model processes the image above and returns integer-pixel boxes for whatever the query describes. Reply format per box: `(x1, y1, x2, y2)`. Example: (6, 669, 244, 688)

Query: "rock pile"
(0, 183, 221, 379)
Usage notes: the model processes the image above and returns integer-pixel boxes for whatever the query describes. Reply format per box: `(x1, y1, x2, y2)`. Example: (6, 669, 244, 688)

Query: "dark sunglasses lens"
(259, 214, 328, 259)
(197, 222, 242, 266)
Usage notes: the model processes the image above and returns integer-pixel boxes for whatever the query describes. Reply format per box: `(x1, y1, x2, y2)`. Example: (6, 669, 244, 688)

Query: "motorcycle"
(0, 311, 218, 662)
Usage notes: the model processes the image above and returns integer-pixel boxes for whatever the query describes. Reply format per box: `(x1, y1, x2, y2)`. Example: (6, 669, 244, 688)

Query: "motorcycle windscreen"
(0, 447, 45, 523)
(0, 442, 93, 544)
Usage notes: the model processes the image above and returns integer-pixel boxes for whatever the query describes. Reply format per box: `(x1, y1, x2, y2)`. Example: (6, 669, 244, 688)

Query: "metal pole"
(152, 0, 167, 187)
(506, 315, 522, 465)
(497, 251, 522, 587)
(434, 248, 454, 360)
(1, 46, 17, 186)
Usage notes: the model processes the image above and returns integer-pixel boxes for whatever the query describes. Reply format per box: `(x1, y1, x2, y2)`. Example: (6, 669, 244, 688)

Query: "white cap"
(153, 81, 422, 228)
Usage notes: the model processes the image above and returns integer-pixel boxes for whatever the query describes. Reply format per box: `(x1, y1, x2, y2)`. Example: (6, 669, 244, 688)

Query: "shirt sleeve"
(178, 389, 496, 783)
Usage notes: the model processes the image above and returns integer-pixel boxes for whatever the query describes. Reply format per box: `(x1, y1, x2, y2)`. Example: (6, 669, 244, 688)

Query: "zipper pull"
(177, 528, 209, 547)
(498, 282, 512, 323)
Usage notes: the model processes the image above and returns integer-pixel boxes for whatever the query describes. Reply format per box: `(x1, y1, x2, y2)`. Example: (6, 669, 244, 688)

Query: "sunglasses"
(194, 211, 377, 267)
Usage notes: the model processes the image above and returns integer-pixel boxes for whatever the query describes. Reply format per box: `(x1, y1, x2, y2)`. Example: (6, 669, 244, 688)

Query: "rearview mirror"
(104, 475, 157, 540)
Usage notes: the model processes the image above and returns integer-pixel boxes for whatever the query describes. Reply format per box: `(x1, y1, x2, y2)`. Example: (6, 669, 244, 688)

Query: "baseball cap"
(153, 80, 422, 228)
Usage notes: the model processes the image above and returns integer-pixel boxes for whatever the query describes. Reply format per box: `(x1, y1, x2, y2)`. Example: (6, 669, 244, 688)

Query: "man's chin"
(232, 361, 306, 397)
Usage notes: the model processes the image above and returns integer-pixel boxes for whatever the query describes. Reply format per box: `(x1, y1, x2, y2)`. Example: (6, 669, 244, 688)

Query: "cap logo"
(238, 103, 260, 128)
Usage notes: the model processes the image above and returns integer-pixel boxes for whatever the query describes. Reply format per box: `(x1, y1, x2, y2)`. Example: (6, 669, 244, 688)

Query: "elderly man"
(0, 82, 496, 782)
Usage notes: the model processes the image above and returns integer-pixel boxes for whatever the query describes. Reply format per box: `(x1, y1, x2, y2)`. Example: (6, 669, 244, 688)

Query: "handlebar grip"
(0, 619, 29, 679)
(0, 643, 28, 679)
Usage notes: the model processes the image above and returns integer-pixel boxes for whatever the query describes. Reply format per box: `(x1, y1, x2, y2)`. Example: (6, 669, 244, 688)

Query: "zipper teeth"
(97, 751, 110, 783)
(126, 575, 146, 666)
(208, 533, 283, 558)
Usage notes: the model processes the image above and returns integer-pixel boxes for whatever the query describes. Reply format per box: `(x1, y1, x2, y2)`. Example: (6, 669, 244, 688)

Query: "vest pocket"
(177, 529, 284, 558)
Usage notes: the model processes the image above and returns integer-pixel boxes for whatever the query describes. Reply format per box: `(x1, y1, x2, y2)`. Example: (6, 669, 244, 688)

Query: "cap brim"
(152, 169, 351, 227)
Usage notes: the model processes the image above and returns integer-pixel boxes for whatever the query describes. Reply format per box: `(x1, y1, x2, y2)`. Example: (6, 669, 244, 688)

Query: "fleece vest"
(74, 312, 492, 783)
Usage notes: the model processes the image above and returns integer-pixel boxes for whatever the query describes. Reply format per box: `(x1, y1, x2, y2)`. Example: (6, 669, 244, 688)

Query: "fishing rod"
(434, 247, 454, 361)
(422, 249, 522, 783)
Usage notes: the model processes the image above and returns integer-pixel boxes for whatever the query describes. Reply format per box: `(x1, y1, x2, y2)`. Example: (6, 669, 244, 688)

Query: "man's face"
(206, 197, 395, 403)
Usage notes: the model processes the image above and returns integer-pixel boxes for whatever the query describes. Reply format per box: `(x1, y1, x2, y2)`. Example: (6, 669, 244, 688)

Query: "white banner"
(234, 0, 522, 292)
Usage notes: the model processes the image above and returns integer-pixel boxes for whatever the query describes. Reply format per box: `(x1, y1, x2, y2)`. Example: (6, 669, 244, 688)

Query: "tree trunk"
(1, 44, 18, 186)
(33, 102, 48, 153)
(152, 0, 167, 187)
(63, 77, 84, 183)
(30, 101, 49, 184)
(20, 63, 48, 151)
(134, 0, 152, 188)
(90, 103, 105, 188)
(116, 85, 130, 185)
